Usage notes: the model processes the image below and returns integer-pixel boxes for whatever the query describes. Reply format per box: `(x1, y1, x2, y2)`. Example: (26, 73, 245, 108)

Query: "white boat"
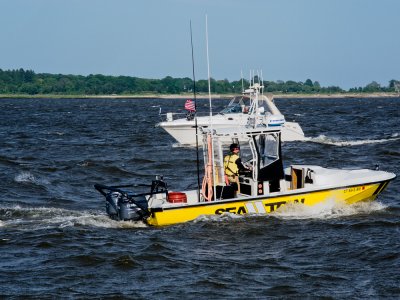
(157, 82, 305, 145)
(95, 120, 395, 227)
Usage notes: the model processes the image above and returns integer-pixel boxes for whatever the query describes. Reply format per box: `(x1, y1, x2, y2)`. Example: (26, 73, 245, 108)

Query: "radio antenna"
(205, 15, 217, 201)
(190, 20, 201, 202)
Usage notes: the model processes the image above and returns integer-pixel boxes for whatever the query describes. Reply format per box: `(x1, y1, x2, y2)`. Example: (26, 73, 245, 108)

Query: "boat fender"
(168, 192, 187, 203)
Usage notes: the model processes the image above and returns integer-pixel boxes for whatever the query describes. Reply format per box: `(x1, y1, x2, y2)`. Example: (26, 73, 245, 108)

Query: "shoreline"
(0, 92, 399, 100)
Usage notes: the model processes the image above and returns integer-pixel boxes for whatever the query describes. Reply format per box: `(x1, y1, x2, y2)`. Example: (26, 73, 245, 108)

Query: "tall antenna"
(241, 70, 244, 93)
(190, 20, 201, 202)
(206, 15, 212, 119)
(260, 70, 264, 97)
(205, 15, 217, 201)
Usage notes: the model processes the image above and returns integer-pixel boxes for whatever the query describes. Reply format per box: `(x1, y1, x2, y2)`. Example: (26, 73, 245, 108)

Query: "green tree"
(304, 79, 313, 87)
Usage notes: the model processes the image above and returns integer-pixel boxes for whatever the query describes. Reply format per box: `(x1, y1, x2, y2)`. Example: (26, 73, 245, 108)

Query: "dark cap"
(230, 143, 240, 151)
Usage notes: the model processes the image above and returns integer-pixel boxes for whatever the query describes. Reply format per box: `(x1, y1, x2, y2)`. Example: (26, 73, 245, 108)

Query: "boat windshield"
(239, 144, 253, 164)
(219, 95, 273, 116)
(219, 96, 252, 114)
(257, 133, 279, 167)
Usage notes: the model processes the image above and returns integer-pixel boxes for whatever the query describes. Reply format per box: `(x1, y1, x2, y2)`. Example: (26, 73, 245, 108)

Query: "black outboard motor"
(94, 177, 167, 222)
(105, 191, 148, 221)
(105, 192, 121, 219)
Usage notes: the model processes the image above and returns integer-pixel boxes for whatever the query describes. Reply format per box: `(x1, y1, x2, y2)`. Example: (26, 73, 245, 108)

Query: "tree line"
(0, 68, 399, 96)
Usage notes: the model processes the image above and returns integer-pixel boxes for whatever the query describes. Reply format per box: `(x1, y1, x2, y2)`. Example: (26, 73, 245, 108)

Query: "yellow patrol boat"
(94, 125, 396, 226)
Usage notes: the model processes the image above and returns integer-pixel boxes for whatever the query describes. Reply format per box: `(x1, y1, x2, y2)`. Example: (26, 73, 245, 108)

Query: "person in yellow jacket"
(224, 143, 250, 194)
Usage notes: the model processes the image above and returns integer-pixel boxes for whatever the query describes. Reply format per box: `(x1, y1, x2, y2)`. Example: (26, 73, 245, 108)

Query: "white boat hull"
(159, 116, 305, 145)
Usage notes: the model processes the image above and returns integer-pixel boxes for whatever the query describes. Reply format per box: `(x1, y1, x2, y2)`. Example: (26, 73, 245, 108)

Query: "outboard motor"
(94, 181, 162, 222)
(105, 192, 121, 219)
(105, 191, 148, 221)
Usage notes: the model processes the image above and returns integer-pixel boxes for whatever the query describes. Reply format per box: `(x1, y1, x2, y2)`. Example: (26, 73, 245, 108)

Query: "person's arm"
(235, 157, 247, 171)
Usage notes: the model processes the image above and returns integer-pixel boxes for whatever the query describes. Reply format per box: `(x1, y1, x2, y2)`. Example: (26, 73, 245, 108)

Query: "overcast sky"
(1, 0, 399, 89)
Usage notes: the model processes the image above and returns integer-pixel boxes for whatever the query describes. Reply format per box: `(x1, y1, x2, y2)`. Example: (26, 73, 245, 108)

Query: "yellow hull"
(146, 180, 391, 226)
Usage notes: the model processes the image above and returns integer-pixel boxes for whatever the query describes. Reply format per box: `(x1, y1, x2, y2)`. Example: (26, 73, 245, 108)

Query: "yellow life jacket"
(224, 153, 239, 176)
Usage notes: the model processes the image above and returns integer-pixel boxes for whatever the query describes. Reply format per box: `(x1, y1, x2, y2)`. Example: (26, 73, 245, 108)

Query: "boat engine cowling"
(105, 191, 148, 221)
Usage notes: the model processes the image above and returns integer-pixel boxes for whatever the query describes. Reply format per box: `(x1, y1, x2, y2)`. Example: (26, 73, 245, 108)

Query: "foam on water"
(271, 199, 387, 220)
(14, 171, 50, 186)
(306, 134, 400, 146)
(192, 212, 244, 224)
(1, 205, 147, 229)
(55, 214, 147, 229)
(190, 200, 387, 224)
(172, 142, 195, 148)
(14, 171, 36, 183)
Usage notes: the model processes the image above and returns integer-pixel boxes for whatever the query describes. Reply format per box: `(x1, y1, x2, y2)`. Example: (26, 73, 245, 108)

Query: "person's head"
(230, 143, 240, 153)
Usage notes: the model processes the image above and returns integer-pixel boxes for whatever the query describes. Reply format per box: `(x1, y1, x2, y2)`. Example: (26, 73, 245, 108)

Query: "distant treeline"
(0, 68, 399, 95)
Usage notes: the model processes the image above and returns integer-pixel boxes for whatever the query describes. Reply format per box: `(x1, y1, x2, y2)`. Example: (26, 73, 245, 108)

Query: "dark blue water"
(0, 97, 399, 298)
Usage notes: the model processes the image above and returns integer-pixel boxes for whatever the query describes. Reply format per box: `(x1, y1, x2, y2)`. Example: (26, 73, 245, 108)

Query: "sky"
(1, 0, 399, 90)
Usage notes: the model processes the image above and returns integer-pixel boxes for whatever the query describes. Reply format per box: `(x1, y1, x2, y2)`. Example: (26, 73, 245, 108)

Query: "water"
(0, 97, 399, 298)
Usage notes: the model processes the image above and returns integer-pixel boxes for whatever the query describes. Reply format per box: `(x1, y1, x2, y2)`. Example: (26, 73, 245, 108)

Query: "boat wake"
(271, 199, 387, 220)
(0, 205, 147, 230)
(0, 200, 389, 229)
(190, 200, 387, 224)
(172, 142, 193, 148)
(305, 134, 400, 146)
(172, 133, 400, 148)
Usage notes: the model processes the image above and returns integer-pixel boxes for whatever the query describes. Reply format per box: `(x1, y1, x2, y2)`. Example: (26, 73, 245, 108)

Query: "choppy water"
(0, 97, 399, 298)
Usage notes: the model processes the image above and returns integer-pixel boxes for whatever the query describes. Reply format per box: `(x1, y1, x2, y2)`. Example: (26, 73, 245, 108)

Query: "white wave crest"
(271, 199, 387, 220)
(193, 212, 243, 224)
(171, 142, 196, 148)
(306, 134, 400, 146)
(56, 214, 147, 229)
(14, 171, 36, 183)
(1, 205, 147, 229)
(14, 171, 50, 185)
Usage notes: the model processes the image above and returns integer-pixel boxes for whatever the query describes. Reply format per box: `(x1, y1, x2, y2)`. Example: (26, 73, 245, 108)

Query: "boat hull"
(160, 120, 305, 145)
(146, 180, 391, 226)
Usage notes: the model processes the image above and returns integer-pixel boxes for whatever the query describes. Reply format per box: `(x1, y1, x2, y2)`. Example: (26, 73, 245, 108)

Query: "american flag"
(184, 99, 196, 112)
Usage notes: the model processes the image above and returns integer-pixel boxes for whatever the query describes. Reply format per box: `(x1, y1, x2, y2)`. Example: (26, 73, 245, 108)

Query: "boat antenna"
(190, 20, 201, 202)
(260, 69, 264, 97)
(241, 70, 244, 93)
(205, 15, 217, 201)
(206, 16, 212, 120)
